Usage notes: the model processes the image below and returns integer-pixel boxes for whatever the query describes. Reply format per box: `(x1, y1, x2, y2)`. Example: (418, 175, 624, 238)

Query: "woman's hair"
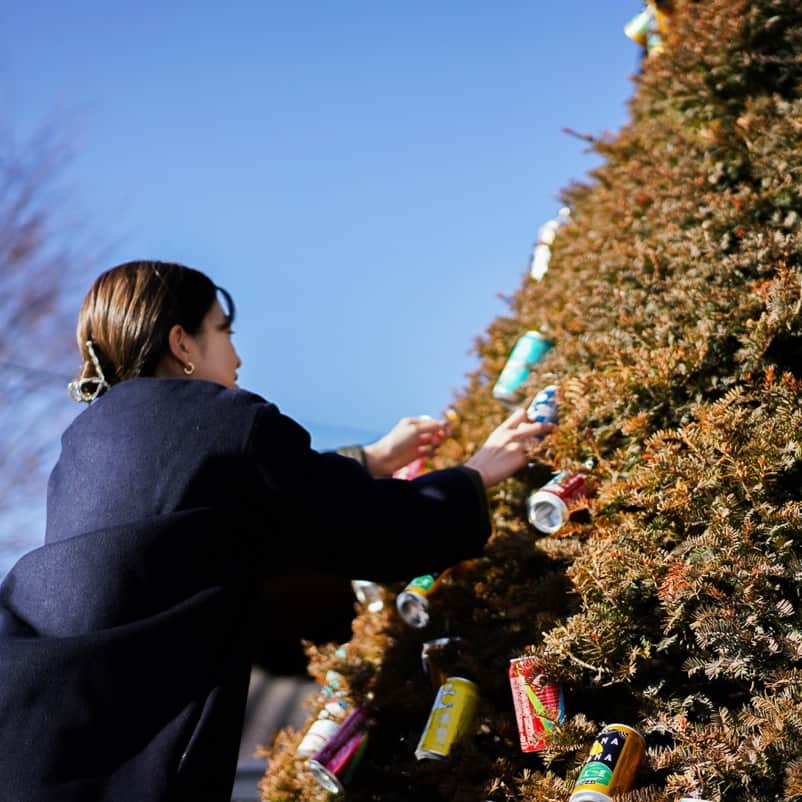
(69, 260, 235, 402)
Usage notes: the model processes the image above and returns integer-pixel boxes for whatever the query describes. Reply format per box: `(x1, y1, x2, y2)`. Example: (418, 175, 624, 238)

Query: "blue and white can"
(492, 331, 554, 403)
(526, 384, 559, 425)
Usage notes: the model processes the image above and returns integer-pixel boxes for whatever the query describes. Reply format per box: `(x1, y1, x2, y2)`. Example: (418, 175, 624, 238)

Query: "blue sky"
(2, 2, 643, 446)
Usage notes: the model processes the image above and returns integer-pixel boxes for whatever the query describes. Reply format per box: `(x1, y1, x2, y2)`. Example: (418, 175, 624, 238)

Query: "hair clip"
(68, 340, 111, 403)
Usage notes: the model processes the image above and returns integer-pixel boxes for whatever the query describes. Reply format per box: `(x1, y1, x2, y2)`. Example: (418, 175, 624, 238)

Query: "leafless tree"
(0, 122, 95, 574)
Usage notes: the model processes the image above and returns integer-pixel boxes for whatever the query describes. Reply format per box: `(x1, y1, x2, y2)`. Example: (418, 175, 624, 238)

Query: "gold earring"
(183, 361, 195, 376)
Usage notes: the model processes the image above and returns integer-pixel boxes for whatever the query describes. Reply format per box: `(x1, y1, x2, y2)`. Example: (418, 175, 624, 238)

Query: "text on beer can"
(527, 471, 589, 534)
(569, 723, 645, 802)
(526, 384, 559, 425)
(415, 676, 479, 760)
(508, 656, 565, 752)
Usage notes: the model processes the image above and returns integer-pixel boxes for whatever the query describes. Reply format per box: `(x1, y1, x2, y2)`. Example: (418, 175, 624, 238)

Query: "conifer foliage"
(259, 2, 802, 799)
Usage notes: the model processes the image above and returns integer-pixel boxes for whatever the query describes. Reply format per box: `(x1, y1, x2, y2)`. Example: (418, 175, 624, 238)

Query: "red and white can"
(527, 471, 589, 534)
(508, 656, 565, 752)
(393, 457, 427, 481)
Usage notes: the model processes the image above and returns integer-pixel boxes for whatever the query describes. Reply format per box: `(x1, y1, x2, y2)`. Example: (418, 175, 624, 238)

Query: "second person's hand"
(363, 415, 448, 477)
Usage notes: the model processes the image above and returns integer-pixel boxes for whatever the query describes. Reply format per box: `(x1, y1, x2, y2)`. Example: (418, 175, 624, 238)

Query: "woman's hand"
(363, 415, 448, 477)
(465, 408, 555, 488)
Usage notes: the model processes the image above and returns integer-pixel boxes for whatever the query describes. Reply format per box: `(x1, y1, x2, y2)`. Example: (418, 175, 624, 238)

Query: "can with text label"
(308, 706, 373, 795)
(415, 676, 479, 760)
(569, 723, 645, 802)
(396, 569, 452, 628)
(508, 655, 565, 752)
(296, 697, 353, 757)
(526, 384, 559, 426)
(527, 471, 589, 534)
(492, 331, 554, 403)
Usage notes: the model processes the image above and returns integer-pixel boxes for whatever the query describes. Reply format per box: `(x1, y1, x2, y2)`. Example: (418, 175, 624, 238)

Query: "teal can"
(492, 331, 554, 403)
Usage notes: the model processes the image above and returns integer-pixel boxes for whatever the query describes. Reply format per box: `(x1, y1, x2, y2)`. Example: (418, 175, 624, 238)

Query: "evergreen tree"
(259, 2, 802, 799)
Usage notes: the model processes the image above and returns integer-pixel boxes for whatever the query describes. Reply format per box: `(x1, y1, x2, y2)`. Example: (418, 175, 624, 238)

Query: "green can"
(492, 330, 554, 403)
(396, 569, 452, 628)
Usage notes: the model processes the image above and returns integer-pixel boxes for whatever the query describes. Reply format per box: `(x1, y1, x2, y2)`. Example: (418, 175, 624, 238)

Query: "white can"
(297, 717, 342, 757)
(296, 697, 352, 756)
(351, 579, 384, 612)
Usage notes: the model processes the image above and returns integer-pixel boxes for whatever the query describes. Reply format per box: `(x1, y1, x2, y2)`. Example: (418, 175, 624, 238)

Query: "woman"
(0, 260, 551, 802)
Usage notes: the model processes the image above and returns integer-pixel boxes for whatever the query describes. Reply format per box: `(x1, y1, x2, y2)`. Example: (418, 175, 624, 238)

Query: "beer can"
(297, 713, 345, 757)
(393, 456, 428, 481)
(295, 697, 353, 757)
(527, 471, 589, 534)
(308, 706, 372, 795)
(569, 723, 646, 802)
(530, 243, 552, 281)
(526, 384, 559, 425)
(492, 331, 554, 403)
(531, 209, 571, 279)
(624, 6, 655, 47)
(415, 676, 479, 760)
(537, 219, 560, 247)
(351, 579, 384, 612)
(421, 637, 467, 692)
(508, 656, 565, 752)
(396, 569, 451, 628)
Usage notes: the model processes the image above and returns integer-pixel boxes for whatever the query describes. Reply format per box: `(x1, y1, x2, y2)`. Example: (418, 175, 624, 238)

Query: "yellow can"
(414, 676, 479, 760)
(569, 723, 645, 802)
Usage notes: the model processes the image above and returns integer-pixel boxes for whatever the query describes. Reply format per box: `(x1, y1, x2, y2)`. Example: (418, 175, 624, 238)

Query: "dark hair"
(71, 260, 235, 400)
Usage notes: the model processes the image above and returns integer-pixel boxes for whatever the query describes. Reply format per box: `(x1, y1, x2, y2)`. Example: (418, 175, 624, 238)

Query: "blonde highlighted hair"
(70, 260, 234, 401)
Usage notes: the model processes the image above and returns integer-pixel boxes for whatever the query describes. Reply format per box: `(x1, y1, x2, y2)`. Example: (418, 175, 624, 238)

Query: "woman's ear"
(154, 324, 195, 379)
(167, 324, 192, 363)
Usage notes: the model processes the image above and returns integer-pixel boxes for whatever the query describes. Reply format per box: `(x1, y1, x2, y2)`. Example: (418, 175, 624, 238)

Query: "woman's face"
(190, 300, 241, 388)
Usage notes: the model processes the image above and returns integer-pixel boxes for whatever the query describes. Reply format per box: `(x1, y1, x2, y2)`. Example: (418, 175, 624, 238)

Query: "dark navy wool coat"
(0, 378, 491, 802)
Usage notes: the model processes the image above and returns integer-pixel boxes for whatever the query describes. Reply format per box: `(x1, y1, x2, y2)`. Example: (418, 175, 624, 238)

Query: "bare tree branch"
(0, 120, 96, 574)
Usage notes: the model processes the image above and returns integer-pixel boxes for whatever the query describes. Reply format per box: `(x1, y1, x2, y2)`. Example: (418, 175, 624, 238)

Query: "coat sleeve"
(246, 403, 491, 582)
(332, 444, 367, 467)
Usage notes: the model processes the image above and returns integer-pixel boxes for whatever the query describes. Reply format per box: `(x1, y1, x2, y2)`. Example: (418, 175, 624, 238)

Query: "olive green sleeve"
(333, 444, 367, 468)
